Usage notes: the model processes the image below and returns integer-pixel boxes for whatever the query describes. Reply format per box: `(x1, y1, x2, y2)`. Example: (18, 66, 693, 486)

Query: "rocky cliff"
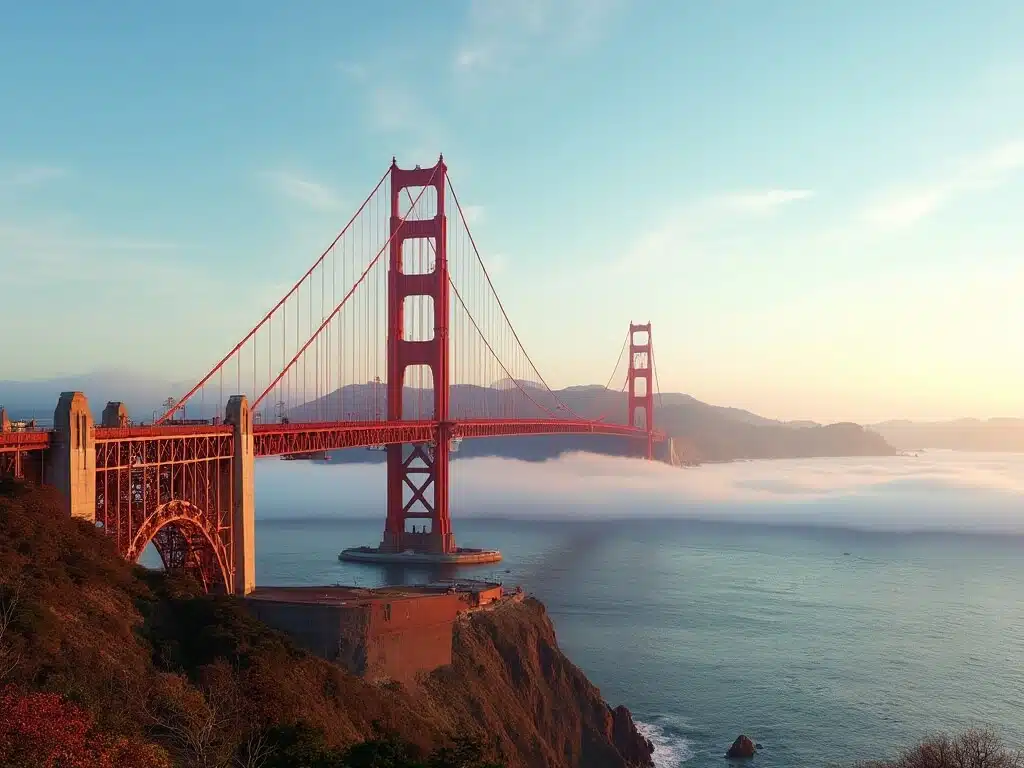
(0, 479, 652, 768)
(424, 598, 653, 767)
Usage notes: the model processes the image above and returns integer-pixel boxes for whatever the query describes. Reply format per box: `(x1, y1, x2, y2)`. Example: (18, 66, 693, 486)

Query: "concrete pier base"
(225, 395, 255, 596)
(47, 392, 96, 521)
(381, 529, 456, 554)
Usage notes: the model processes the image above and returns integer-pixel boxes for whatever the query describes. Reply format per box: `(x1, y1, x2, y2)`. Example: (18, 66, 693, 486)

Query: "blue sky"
(2, 0, 1022, 422)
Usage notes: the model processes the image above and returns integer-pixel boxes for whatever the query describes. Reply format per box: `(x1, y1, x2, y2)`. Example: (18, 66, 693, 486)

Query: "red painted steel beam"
(0, 432, 50, 453)
(95, 425, 233, 442)
(253, 421, 435, 457)
(452, 419, 666, 441)
(251, 419, 664, 457)
(0, 419, 662, 459)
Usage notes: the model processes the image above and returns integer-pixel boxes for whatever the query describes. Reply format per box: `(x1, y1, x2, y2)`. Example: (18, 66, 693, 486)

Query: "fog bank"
(254, 451, 1024, 534)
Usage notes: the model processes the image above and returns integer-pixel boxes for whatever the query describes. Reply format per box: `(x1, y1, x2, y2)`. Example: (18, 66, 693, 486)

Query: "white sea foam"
(634, 719, 694, 766)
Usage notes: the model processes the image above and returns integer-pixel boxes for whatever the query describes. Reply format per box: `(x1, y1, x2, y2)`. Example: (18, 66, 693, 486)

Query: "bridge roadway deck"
(1, 418, 661, 458)
(0, 432, 50, 453)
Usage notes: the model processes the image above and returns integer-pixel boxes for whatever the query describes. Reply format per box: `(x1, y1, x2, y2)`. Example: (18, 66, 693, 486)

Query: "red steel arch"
(94, 427, 236, 594)
(127, 500, 232, 592)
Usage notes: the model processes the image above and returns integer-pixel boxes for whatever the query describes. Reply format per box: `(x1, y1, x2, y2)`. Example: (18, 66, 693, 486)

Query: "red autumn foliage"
(0, 685, 169, 768)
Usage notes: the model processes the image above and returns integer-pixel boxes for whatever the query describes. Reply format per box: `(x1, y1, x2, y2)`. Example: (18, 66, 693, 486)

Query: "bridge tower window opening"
(399, 364, 435, 421)
(402, 295, 436, 342)
(401, 234, 438, 276)
(399, 185, 438, 223)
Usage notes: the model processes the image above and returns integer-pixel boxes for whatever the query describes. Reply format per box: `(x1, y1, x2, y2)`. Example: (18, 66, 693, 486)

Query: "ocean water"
(240, 451, 1024, 767)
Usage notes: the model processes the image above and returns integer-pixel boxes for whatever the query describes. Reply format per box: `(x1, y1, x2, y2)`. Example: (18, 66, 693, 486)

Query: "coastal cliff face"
(0, 479, 652, 768)
(422, 598, 654, 768)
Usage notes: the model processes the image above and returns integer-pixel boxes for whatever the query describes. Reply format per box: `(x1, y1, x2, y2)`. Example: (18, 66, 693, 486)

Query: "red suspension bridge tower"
(627, 322, 655, 461)
(382, 158, 455, 555)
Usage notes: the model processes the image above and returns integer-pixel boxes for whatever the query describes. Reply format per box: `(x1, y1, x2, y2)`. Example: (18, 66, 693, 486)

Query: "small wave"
(635, 720, 694, 766)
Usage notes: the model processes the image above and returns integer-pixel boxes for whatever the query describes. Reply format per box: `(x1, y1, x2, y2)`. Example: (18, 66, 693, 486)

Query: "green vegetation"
(0, 479, 503, 768)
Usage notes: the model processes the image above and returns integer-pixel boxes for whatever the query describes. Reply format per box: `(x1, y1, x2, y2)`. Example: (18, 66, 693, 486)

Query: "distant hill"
(0, 372, 895, 464)
(292, 382, 896, 465)
(871, 418, 1024, 452)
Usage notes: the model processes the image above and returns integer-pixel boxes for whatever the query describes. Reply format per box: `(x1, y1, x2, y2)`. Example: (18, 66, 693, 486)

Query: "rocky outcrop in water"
(726, 734, 757, 758)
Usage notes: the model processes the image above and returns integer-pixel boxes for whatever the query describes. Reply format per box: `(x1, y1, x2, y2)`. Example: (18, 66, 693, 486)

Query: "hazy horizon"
(1, 366, 1021, 426)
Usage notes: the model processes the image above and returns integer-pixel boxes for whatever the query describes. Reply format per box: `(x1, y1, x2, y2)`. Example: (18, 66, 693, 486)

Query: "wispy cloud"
(454, 47, 492, 73)
(264, 170, 344, 212)
(0, 216, 292, 378)
(648, 186, 813, 240)
(862, 138, 1024, 230)
(367, 85, 418, 132)
(0, 166, 68, 187)
(592, 186, 814, 279)
(485, 251, 506, 274)
(716, 188, 816, 214)
(362, 85, 448, 165)
(0, 221, 181, 288)
(559, 0, 624, 52)
(453, 0, 624, 75)
(460, 204, 485, 225)
(337, 61, 366, 82)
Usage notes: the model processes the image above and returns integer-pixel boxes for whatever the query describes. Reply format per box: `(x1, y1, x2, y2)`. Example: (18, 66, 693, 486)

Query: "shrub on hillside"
(0, 685, 170, 768)
(855, 728, 1024, 768)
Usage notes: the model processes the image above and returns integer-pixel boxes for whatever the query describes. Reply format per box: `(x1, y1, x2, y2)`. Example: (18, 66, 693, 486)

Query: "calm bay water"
(243, 451, 1024, 767)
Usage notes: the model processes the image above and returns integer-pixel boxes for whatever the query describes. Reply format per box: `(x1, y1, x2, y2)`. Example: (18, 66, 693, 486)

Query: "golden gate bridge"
(0, 157, 666, 594)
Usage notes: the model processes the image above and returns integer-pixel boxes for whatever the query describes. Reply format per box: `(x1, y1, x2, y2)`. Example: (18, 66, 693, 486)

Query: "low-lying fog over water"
(257, 450, 1023, 532)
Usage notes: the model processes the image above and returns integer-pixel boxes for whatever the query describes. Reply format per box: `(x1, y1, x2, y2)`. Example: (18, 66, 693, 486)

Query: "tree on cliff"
(0, 574, 21, 680)
(0, 688, 504, 768)
(254, 724, 503, 768)
(854, 729, 1024, 768)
